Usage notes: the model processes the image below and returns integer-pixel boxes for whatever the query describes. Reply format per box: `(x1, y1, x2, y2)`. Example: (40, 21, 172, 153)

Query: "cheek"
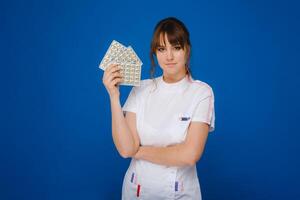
(176, 53, 186, 63)
(156, 53, 164, 64)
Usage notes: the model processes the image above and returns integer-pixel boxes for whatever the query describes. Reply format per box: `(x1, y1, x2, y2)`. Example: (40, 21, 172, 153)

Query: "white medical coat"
(121, 76, 215, 200)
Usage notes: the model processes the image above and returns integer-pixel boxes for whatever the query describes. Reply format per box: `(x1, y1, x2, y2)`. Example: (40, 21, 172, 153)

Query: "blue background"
(1, 0, 300, 199)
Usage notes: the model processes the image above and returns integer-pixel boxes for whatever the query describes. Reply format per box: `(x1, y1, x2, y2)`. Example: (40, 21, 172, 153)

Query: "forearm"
(134, 143, 197, 167)
(110, 96, 137, 158)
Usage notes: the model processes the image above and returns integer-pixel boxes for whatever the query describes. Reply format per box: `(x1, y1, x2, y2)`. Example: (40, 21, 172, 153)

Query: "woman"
(102, 17, 215, 200)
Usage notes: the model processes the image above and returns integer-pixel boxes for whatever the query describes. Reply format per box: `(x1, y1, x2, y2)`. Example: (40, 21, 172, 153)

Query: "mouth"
(165, 63, 177, 66)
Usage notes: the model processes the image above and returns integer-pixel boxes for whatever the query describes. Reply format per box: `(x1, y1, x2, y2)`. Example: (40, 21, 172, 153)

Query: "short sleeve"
(122, 87, 137, 113)
(192, 88, 215, 132)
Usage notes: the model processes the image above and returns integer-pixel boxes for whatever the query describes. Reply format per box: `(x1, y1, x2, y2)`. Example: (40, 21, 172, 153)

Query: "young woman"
(102, 17, 215, 200)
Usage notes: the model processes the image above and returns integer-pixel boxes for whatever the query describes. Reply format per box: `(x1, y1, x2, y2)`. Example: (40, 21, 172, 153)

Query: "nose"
(166, 49, 174, 60)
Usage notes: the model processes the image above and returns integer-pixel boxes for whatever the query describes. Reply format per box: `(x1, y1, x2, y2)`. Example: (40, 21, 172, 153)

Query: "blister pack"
(99, 40, 142, 86)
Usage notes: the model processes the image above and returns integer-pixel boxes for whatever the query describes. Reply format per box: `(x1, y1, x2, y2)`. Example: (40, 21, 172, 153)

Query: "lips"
(165, 63, 176, 66)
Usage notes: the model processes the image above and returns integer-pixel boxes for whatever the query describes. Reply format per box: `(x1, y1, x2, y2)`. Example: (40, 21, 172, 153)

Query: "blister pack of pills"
(99, 40, 142, 86)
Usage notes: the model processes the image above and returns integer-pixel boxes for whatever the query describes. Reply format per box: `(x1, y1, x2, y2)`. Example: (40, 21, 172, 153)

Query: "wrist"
(134, 146, 144, 159)
(109, 94, 120, 102)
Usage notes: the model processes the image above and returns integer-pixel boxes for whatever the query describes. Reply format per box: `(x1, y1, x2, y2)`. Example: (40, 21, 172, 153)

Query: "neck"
(163, 72, 186, 83)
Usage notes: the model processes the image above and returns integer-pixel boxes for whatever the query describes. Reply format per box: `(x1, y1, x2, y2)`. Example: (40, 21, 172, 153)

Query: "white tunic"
(121, 75, 215, 200)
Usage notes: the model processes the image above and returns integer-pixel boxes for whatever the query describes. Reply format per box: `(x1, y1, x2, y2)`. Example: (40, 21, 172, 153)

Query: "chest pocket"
(137, 91, 200, 147)
(167, 112, 192, 144)
(139, 111, 193, 147)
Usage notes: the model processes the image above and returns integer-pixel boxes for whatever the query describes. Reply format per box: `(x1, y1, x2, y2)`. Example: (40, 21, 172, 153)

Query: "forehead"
(159, 34, 169, 46)
(158, 33, 180, 46)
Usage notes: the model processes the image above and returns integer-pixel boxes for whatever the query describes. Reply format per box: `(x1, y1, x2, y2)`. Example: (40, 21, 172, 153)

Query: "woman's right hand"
(102, 63, 123, 99)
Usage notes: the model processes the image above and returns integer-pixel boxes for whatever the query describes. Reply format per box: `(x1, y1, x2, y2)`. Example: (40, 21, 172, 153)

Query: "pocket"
(174, 180, 201, 200)
(177, 114, 192, 130)
(122, 182, 139, 199)
(167, 112, 192, 143)
(123, 171, 172, 200)
(122, 172, 146, 200)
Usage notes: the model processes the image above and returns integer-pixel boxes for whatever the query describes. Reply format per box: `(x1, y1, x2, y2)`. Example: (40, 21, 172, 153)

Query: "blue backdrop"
(1, 0, 300, 199)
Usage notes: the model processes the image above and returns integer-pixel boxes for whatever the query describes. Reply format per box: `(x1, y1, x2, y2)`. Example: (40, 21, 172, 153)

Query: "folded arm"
(133, 122, 210, 167)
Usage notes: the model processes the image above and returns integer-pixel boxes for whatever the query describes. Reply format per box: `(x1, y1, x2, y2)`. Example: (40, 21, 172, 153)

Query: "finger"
(106, 63, 121, 74)
(104, 74, 123, 89)
(104, 66, 121, 80)
(111, 77, 124, 86)
(106, 63, 118, 71)
(103, 65, 119, 78)
(105, 70, 123, 83)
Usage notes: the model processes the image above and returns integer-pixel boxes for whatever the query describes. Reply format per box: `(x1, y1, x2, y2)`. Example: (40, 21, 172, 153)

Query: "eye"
(174, 46, 182, 51)
(157, 47, 165, 52)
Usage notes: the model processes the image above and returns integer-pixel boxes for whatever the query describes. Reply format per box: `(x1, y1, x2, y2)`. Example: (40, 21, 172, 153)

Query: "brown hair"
(150, 17, 192, 79)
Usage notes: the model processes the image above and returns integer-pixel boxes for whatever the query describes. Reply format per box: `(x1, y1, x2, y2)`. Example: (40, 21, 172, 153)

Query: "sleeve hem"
(191, 118, 215, 132)
(122, 108, 137, 113)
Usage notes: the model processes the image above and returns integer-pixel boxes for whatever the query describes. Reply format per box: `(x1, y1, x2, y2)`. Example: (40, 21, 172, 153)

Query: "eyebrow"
(157, 44, 181, 48)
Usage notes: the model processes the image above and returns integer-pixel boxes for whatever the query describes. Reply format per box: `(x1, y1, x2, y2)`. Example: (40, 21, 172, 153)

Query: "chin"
(164, 70, 181, 77)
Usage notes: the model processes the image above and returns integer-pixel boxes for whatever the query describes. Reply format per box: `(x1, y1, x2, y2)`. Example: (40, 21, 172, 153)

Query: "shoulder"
(188, 78, 214, 98)
(132, 78, 156, 95)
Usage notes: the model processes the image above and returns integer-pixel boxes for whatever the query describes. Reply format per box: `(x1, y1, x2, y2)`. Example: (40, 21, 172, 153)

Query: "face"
(156, 34, 188, 81)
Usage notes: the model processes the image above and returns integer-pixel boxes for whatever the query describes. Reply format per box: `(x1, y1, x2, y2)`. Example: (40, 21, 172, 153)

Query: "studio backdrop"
(1, 0, 300, 199)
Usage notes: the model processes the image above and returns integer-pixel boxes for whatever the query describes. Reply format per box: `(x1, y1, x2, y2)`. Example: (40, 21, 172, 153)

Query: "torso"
(122, 76, 210, 200)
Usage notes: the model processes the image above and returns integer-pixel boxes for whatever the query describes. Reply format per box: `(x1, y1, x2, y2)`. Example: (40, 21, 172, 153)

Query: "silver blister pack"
(99, 40, 142, 86)
(99, 40, 127, 70)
